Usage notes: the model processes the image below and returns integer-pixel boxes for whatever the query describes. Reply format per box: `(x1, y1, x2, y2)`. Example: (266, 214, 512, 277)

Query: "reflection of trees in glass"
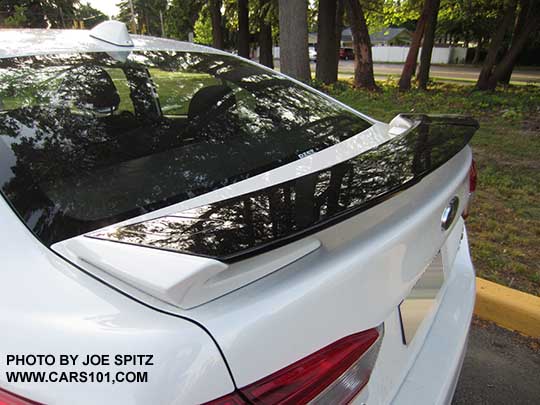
(0, 50, 475, 254)
(93, 116, 477, 262)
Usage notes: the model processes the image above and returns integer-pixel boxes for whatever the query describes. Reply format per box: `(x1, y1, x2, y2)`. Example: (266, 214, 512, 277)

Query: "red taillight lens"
(469, 159, 477, 193)
(0, 388, 41, 405)
(205, 327, 383, 405)
(463, 159, 477, 219)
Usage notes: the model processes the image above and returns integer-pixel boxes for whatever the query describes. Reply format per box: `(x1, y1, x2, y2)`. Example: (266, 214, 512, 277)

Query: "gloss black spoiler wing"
(89, 114, 479, 263)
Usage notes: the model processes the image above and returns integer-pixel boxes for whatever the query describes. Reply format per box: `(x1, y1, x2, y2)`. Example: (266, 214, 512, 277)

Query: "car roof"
(0, 28, 221, 59)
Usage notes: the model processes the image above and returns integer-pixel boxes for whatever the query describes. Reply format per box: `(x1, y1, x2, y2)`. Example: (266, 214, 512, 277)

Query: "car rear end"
(192, 139, 477, 405)
(0, 27, 477, 405)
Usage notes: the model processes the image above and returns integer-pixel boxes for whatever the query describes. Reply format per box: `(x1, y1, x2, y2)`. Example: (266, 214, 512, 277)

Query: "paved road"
(290, 60, 540, 84)
(365, 62, 539, 83)
(453, 318, 540, 404)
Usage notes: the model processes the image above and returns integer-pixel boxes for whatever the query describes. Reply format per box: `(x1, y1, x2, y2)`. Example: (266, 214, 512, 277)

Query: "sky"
(85, 0, 120, 18)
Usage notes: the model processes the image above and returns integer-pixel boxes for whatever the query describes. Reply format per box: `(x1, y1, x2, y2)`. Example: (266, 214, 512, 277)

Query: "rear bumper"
(389, 229, 475, 405)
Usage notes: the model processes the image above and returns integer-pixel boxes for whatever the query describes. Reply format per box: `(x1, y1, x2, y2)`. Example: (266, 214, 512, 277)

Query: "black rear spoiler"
(90, 114, 479, 263)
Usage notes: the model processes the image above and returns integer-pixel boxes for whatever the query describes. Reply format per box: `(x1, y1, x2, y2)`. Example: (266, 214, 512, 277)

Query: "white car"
(0, 21, 478, 405)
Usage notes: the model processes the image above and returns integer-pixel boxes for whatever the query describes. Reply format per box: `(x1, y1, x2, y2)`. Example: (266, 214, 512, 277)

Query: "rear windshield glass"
(0, 51, 371, 246)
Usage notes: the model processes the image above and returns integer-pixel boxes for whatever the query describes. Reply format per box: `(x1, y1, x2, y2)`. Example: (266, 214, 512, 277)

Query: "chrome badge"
(441, 197, 460, 231)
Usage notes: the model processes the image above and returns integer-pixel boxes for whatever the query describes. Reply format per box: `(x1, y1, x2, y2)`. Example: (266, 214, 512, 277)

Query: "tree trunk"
(209, 0, 224, 50)
(399, 1, 429, 91)
(498, 0, 531, 85)
(486, 2, 540, 89)
(345, 0, 378, 90)
(476, 0, 517, 90)
(315, 0, 339, 84)
(335, 0, 345, 64)
(278, 0, 311, 82)
(259, 0, 274, 68)
(238, 0, 250, 58)
(472, 37, 483, 65)
(417, 0, 441, 90)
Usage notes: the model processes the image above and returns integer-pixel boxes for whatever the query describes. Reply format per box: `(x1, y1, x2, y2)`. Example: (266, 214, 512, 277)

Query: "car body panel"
(53, 114, 475, 310)
(0, 29, 222, 59)
(84, 114, 476, 263)
(388, 230, 475, 405)
(0, 197, 235, 405)
(0, 27, 477, 405)
(181, 147, 472, 388)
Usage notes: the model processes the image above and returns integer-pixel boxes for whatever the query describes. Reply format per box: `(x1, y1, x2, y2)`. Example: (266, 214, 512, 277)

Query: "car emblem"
(298, 149, 316, 159)
(441, 197, 459, 231)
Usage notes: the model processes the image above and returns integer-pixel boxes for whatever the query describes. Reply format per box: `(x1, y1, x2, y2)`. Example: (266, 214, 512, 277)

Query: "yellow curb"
(474, 277, 540, 338)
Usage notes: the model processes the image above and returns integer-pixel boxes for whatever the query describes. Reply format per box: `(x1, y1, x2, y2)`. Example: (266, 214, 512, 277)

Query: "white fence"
(371, 46, 467, 64)
(257, 46, 467, 64)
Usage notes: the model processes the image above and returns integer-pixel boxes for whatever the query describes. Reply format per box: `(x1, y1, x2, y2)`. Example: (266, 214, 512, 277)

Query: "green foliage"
(3, 4, 27, 27)
(325, 81, 540, 295)
(116, 0, 167, 35)
(75, 2, 107, 28)
(165, 0, 204, 40)
(360, 0, 508, 47)
(194, 4, 213, 45)
(0, 1, 106, 29)
(436, 0, 502, 43)
(364, 0, 421, 33)
(0, 0, 77, 28)
(307, 0, 318, 32)
(324, 79, 540, 121)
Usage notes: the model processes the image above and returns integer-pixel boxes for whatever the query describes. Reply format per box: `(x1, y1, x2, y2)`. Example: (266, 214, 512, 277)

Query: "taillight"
(463, 159, 477, 219)
(204, 326, 383, 405)
(469, 159, 477, 193)
(0, 387, 41, 405)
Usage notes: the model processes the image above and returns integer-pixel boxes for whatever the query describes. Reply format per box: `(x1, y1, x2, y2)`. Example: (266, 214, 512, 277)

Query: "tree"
(315, 0, 339, 84)
(165, 0, 204, 41)
(497, 0, 527, 83)
(476, 0, 518, 90)
(335, 0, 345, 63)
(258, 0, 274, 68)
(399, 1, 429, 90)
(417, 0, 441, 90)
(345, 0, 378, 90)
(483, 0, 540, 89)
(75, 2, 108, 29)
(0, 0, 79, 28)
(117, 0, 168, 35)
(237, 0, 250, 57)
(194, 5, 213, 44)
(2, 4, 27, 27)
(364, 0, 420, 34)
(278, 0, 311, 81)
(209, 0, 224, 49)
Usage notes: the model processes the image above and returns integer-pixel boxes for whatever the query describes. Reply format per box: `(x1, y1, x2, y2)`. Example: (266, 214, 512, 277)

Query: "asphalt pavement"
(452, 317, 540, 404)
(366, 62, 540, 84)
(281, 60, 540, 84)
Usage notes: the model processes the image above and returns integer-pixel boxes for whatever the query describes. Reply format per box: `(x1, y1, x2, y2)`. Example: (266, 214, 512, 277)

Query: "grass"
(321, 78, 540, 296)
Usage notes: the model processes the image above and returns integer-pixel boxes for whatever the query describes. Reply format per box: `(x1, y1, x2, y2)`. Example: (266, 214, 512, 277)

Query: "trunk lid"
(54, 114, 478, 309)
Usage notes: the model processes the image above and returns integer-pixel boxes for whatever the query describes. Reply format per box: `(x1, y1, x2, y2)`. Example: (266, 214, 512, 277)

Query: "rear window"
(0, 51, 371, 246)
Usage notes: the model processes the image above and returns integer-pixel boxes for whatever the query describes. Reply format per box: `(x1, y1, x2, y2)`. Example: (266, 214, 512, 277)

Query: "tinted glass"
(90, 115, 478, 262)
(0, 51, 371, 246)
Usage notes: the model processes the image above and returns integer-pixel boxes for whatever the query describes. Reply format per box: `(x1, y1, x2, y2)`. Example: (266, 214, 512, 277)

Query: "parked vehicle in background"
(340, 47, 355, 60)
(0, 21, 478, 404)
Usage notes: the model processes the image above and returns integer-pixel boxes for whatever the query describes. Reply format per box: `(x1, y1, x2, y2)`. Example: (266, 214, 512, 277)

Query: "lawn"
(323, 79, 540, 296)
